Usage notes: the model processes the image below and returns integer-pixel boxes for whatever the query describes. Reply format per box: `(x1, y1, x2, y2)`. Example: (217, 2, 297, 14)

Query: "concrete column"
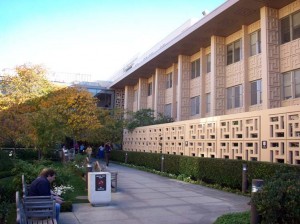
(138, 78, 148, 110)
(211, 36, 226, 116)
(172, 64, 177, 119)
(124, 85, 134, 119)
(177, 55, 191, 121)
(154, 68, 166, 117)
(242, 25, 250, 111)
(260, 7, 281, 109)
(200, 48, 206, 117)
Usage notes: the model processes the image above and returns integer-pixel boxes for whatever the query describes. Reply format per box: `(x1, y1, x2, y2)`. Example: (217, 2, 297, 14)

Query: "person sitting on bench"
(28, 168, 63, 222)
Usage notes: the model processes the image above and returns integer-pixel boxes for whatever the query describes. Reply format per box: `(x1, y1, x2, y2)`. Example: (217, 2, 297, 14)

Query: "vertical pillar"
(211, 36, 226, 116)
(124, 85, 134, 119)
(200, 48, 206, 117)
(138, 78, 148, 110)
(177, 55, 191, 121)
(154, 68, 166, 117)
(242, 25, 250, 111)
(260, 7, 281, 109)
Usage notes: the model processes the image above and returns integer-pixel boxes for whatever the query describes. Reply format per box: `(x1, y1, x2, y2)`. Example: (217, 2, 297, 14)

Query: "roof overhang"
(109, 0, 295, 89)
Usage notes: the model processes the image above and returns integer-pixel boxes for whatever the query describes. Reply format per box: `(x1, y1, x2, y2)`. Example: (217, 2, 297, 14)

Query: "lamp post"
(161, 154, 164, 172)
(251, 179, 264, 224)
(242, 163, 248, 193)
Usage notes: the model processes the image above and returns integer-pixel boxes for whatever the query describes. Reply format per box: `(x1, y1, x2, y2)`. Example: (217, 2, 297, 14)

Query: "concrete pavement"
(60, 162, 250, 224)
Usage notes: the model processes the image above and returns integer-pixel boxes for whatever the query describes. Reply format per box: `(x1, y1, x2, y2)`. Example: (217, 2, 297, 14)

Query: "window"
(166, 72, 172, 89)
(148, 82, 152, 96)
(227, 85, 243, 109)
(250, 30, 261, 56)
(281, 11, 300, 44)
(282, 69, 300, 100)
(191, 59, 200, 79)
(206, 93, 211, 113)
(227, 39, 241, 65)
(190, 96, 200, 116)
(206, 54, 211, 73)
(134, 90, 138, 102)
(164, 103, 172, 117)
(251, 79, 262, 105)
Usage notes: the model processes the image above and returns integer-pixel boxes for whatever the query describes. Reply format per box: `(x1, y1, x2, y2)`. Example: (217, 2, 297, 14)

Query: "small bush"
(0, 150, 13, 171)
(0, 171, 13, 179)
(214, 211, 250, 224)
(252, 171, 300, 224)
(61, 201, 73, 212)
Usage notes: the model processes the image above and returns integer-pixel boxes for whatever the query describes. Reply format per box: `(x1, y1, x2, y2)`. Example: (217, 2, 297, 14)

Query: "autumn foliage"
(0, 64, 101, 155)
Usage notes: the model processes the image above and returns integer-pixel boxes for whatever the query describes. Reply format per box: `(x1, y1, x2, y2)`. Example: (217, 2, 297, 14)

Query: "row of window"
(146, 67, 300, 115)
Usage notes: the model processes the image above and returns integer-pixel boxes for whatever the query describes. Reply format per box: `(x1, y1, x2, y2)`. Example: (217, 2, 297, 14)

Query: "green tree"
(125, 108, 174, 132)
(94, 108, 124, 145)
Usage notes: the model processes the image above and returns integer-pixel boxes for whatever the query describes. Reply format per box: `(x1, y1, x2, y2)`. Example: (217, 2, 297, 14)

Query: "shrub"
(252, 171, 300, 224)
(0, 150, 13, 171)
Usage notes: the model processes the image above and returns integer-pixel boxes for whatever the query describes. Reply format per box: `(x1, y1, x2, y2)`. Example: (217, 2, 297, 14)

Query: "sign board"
(95, 174, 106, 191)
(262, 141, 267, 149)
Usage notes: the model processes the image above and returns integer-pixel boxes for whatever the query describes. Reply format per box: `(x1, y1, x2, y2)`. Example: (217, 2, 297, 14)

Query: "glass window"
(148, 82, 152, 96)
(164, 103, 172, 117)
(227, 39, 241, 65)
(281, 11, 300, 44)
(283, 69, 300, 99)
(166, 72, 172, 89)
(190, 96, 200, 116)
(206, 93, 211, 113)
(251, 79, 262, 105)
(250, 30, 261, 56)
(191, 59, 200, 79)
(227, 85, 243, 109)
(206, 54, 211, 73)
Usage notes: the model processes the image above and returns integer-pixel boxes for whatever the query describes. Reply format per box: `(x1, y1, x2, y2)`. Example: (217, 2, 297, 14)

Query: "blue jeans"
(56, 203, 61, 222)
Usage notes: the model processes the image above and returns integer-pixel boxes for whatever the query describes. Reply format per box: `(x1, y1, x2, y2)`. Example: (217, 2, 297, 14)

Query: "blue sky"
(0, 0, 225, 81)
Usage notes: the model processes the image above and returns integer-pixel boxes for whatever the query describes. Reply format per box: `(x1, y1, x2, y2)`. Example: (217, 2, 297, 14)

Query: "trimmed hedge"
(111, 150, 300, 191)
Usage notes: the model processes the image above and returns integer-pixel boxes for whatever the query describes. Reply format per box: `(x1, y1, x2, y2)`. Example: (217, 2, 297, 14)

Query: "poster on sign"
(95, 174, 106, 191)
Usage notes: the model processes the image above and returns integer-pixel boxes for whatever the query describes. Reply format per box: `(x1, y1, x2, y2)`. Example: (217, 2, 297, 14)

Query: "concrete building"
(108, 0, 300, 165)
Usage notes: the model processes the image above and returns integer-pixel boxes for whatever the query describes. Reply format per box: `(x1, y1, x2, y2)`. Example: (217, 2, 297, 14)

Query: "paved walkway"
(60, 162, 250, 224)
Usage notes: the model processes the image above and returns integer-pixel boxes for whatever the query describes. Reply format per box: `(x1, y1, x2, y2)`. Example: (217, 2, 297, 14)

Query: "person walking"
(28, 168, 63, 222)
(98, 144, 104, 159)
(104, 142, 112, 166)
(86, 145, 93, 160)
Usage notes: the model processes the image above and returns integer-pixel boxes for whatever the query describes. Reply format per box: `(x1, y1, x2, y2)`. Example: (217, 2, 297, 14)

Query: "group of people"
(98, 143, 112, 166)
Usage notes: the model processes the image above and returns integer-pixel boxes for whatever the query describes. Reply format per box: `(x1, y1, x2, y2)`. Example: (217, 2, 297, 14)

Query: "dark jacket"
(28, 176, 51, 196)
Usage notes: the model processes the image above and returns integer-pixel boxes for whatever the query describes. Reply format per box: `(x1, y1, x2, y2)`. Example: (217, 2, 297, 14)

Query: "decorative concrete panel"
(280, 39, 300, 72)
(226, 61, 244, 87)
(115, 89, 125, 109)
(123, 105, 300, 164)
(190, 77, 201, 97)
(248, 54, 262, 81)
(165, 88, 173, 104)
(213, 36, 226, 116)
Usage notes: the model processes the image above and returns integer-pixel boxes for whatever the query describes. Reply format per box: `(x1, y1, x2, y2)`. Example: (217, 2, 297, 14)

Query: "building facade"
(109, 0, 300, 165)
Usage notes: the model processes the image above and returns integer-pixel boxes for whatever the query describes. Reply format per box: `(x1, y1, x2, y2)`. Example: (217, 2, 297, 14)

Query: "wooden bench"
(110, 171, 118, 192)
(18, 175, 57, 224)
(16, 191, 57, 224)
